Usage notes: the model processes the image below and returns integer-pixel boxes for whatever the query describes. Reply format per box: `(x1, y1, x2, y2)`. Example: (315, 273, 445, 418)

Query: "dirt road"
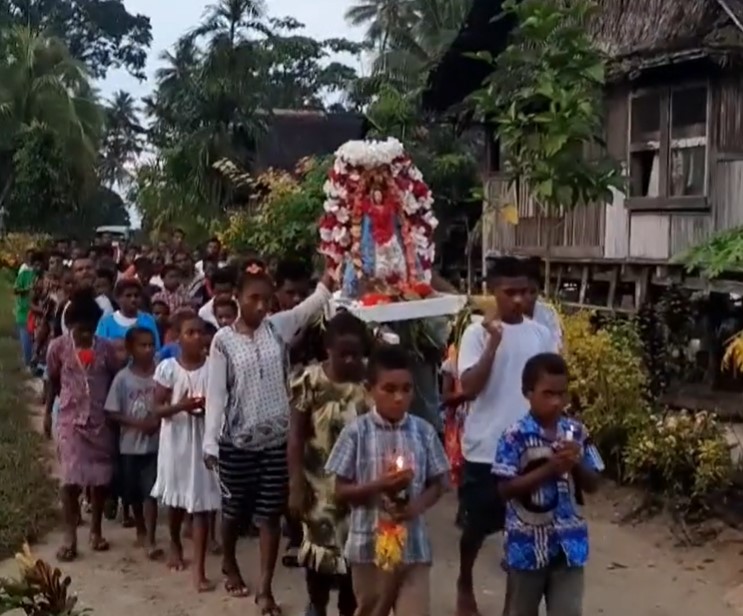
(3, 488, 743, 616)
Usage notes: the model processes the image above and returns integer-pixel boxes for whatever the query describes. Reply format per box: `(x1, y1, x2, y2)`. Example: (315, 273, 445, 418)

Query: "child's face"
(328, 334, 365, 382)
(94, 276, 112, 298)
(276, 278, 310, 311)
(163, 270, 182, 291)
(61, 273, 75, 297)
(72, 323, 95, 346)
(152, 302, 169, 324)
(526, 373, 569, 423)
(215, 305, 237, 328)
(238, 279, 273, 327)
(369, 368, 413, 422)
(129, 332, 155, 364)
(179, 318, 205, 356)
(118, 287, 141, 315)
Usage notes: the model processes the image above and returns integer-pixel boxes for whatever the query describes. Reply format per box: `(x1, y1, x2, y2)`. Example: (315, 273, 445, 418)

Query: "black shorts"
(120, 453, 158, 505)
(218, 442, 289, 523)
(456, 460, 506, 538)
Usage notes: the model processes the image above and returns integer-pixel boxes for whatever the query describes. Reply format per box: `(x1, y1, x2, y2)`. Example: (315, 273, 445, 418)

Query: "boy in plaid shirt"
(325, 344, 450, 616)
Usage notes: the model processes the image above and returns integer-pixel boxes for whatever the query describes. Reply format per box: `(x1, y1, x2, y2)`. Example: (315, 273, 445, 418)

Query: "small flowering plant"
(318, 138, 438, 300)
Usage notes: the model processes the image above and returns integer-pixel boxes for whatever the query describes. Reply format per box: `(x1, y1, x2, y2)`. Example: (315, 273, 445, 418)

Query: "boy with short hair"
(198, 266, 238, 328)
(212, 297, 238, 328)
(152, 264, 188, 313)
(494, 353, 603, 616)
(104, 327, 163, 559)
(325, 345, 450, 616)
(456, 257, 556, 616)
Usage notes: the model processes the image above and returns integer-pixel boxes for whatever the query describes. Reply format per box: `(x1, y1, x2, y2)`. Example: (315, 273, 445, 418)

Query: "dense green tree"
(0, 26, 103, 215)
(0, 0, 152, 78)
(136, 1, 363, 237)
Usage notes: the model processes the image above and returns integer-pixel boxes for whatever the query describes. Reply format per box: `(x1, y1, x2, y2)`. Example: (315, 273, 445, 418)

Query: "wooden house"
(424, 0, 743, 309)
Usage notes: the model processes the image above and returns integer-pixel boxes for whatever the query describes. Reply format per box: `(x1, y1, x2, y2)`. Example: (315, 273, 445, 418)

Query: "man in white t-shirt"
(455, 257, 556, 616)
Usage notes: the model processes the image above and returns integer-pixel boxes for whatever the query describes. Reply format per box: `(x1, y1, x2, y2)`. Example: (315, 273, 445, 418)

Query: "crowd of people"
(11, 229, 602, 616)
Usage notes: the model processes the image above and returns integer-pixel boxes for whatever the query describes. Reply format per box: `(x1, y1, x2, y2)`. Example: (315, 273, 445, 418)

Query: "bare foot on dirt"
(167, 542, 187, 571)
(194, 575, 216, 593)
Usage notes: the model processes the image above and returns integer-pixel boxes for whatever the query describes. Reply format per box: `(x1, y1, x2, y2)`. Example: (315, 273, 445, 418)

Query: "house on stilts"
(424, 0, 743, 313)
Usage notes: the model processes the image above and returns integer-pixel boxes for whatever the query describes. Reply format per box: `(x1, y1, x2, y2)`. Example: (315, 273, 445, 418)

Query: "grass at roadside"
(0, 276, 57, 559)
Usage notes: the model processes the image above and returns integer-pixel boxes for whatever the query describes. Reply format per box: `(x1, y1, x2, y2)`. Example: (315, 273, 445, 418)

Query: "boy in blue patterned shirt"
(325, 344, 450, 616)
(493, 353, 603, 616)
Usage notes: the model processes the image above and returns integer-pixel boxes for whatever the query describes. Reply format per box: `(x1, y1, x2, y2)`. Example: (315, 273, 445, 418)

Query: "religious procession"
(3, 1, 743, 616)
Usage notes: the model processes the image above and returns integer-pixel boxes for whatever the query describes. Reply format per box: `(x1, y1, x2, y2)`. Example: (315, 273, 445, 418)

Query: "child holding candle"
(325, 344, 450, 616)
(493, 353, 603, 616)
(151, 315, 221, 592)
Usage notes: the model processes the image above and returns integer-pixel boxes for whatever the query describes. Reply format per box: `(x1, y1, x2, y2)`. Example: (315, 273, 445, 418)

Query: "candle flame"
(395, 455, 404, 470)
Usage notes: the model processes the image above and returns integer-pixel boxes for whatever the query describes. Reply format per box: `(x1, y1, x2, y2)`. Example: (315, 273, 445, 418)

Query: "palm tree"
(0, 26, 103, 207)
(100, 90, 144, 187)
(375, 0, 471, 88)
(345, 0, 416, 53)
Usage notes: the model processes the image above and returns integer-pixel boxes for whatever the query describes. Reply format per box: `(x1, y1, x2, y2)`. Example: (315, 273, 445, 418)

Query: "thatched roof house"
(424, 0, 743, 112)
(424, 0, 743, 272)
(254, 109, 368, 172)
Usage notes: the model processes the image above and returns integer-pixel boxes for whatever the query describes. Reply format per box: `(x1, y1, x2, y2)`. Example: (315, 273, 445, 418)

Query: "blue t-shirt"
(96, 311, 161, 350)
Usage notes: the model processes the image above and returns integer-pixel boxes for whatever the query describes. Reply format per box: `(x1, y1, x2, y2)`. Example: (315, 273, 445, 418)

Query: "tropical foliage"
(219, 157, 331, 263)
(0, 0, 152, 79)
(560, 309, 733, 505)
(470, 0, 622, 234)
(0, 22, 137, 236)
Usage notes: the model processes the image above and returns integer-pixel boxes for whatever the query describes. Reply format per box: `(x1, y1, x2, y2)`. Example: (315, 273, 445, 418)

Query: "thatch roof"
(254, 110, 368, 171)
(423, 0, 743, 113)
(591, 0, 743, 73)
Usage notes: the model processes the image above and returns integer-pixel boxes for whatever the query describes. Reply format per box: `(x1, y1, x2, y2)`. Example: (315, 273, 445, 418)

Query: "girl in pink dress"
(46, 288, 121, 561)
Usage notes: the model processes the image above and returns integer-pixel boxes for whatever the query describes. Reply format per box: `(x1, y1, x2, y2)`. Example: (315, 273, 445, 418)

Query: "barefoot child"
(152, 315, 221, 592)
(45, 289, 120, 561)
(325, 345, 450, 616)
(288, 312, 370, 616)
(104, 327, 163, 559)
(494, 353, 603, 616)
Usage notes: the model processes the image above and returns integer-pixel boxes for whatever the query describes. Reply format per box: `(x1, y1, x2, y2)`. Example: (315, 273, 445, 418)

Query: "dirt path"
(3, 489, 743, 616)
(6, 389, 743, 615)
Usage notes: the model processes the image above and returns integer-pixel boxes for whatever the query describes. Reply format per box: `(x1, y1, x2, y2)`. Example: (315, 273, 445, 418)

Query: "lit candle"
(395, 455, 405, 471)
